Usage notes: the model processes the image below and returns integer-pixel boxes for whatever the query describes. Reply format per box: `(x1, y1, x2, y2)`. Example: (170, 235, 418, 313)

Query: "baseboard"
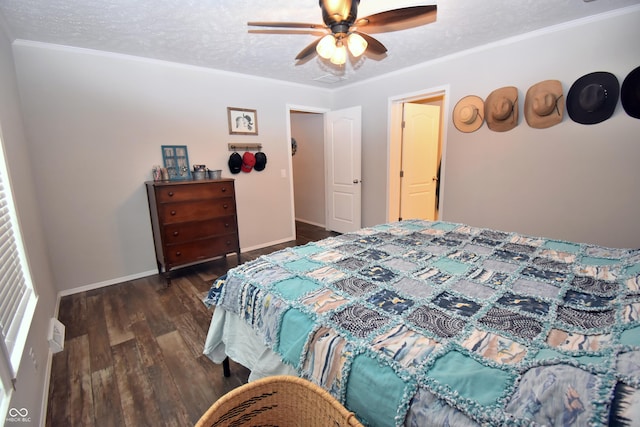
(295, 218, 326, 228)
(241, 236, 295, 253)
(57, 269, 158, 297)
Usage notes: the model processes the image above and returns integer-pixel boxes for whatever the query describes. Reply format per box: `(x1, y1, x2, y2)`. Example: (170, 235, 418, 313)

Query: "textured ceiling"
(1, 0, 639, 88)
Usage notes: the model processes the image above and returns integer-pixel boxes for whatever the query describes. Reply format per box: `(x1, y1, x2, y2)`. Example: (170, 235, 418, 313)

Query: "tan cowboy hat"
(524, 80, 564, 129)
(484, 86, 519, 132)
(453, 95, 484, 133)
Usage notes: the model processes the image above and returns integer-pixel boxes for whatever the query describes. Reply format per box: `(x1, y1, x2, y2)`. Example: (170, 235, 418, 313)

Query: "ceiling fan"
(248, 0, 437, 65)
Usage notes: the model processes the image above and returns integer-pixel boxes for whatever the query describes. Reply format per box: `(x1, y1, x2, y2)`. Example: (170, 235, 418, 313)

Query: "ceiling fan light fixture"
(316, 34, 337, 59)
(347, 33, 367, 57)
(321, 0, 357, 23)
(330, 41, 347, 65)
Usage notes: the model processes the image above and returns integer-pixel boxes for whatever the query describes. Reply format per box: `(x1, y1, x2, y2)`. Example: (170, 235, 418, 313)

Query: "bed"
(203, 219, 640, 426)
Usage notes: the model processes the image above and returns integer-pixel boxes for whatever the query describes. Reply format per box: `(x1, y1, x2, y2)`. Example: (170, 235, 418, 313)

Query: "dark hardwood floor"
(46, 221, 339, 427)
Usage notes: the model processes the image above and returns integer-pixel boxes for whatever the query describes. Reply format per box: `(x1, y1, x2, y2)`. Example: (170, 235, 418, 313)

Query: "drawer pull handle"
(223, 204, 228, 209)
(173, 231, 179, 236)
(226, 241, 231, 246)
(170, 210, 177, 216)
(175, 251, 182, 257)
(224, 223, 229, 228)
(221, 187, 227, 192)
(168, 191, 174, 197)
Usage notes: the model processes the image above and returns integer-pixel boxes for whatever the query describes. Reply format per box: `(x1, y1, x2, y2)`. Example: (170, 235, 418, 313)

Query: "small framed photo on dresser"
(161, 145, 191, 180)
(227, 107, 258, 135)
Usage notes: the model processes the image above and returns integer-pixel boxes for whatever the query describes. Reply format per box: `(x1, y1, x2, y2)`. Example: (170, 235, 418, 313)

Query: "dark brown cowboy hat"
(621, 65, 640, 119)
(567, 71, 619, 125)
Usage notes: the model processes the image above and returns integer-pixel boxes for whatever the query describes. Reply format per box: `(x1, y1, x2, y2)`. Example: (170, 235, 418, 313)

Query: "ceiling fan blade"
(248, 21, 327, 30)
(353, 31, 387, 55)
(249, 29, 327, 37)
(355, 5, 437, 31)
(295, 38, 322, 61)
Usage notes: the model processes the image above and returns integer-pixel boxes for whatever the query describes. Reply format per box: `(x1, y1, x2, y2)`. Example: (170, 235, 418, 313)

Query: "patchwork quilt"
(205, 220, 640, 426)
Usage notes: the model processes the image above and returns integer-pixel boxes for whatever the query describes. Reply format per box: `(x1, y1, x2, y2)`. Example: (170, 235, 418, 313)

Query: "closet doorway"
(388, 91, 446, 222)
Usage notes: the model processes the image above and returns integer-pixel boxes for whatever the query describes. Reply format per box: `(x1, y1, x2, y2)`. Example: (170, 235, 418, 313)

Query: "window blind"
(0, 140, 36, 397)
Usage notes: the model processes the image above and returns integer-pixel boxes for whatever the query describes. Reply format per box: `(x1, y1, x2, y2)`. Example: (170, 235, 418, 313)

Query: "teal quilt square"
(432, 222, 459, 231)
(544, 240, 580, 253)
(433, 258, 469, 275)
(274, 277, 321, 300)
(620, 325, 640, 346)
(345, 354, 406, 427)
(427, 350, 512, 406)
(276, 308, 315, 368)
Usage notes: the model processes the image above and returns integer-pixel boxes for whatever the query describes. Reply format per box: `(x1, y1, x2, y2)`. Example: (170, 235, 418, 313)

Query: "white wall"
(12, 43, 333, 292)
(291, 112, 325, 226)
(0, 18, 57, 427)
(336, 6, 640, 248)
(8, 6, 640, 300)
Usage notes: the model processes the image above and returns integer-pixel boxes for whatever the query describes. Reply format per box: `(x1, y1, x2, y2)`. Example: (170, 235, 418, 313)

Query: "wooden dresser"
(145, 179, 240, 283)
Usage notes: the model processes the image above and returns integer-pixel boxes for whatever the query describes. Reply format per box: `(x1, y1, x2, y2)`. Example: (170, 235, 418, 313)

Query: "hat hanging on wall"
(228, 152, 242, 174)
(524, 80, 565, 129)
(254, 151, 267, 171)
(621, 65, 640, 119)
(241, 151, 256, 173)
(453, 95, 484, 133)
(567, 71, 619, 125)
(484, 86, 519, 132)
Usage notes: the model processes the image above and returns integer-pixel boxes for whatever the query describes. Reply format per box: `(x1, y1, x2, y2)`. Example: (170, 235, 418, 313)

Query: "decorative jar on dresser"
(145, 178, 240, 283)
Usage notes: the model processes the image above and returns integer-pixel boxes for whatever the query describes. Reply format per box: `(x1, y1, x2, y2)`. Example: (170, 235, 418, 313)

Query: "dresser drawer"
(163, 216, 237, 244)
(159, 197, 236, 223)
(156, 181, 234, 203)
(166, 234, 240, 265)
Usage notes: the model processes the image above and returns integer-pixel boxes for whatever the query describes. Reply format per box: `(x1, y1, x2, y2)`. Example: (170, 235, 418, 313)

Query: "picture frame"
(227, 107, 258, 135)
(161, 145, 191, 180)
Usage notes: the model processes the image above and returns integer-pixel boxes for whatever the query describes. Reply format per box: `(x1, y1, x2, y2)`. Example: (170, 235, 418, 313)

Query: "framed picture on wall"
(227, 107, 258, 135)
(161, 145, 191, 180)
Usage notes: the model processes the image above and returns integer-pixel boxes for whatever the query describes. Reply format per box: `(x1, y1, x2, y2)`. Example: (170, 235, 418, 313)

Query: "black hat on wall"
(254, 152, 267, 171)
(228, 152, 242, 174)
(621, 65, 640, 119)
(567, 71, 619, 125)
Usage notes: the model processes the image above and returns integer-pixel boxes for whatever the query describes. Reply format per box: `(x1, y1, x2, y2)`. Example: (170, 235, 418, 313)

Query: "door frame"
(387, 85, 451, 222)
(286, 104, 330, 239)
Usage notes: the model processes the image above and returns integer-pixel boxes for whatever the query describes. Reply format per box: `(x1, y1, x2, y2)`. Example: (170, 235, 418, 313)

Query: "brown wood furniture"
(145, 179, 240, 283)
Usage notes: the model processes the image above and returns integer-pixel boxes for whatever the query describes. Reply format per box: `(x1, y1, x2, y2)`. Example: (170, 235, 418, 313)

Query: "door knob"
(353, 179, 362, 184)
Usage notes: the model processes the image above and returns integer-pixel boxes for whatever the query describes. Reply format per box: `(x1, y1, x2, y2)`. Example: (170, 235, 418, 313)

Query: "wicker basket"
(195, 375, 364, 427)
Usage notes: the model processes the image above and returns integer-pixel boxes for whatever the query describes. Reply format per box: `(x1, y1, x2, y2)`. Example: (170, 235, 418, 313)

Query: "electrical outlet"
(48, 318, 65, 354)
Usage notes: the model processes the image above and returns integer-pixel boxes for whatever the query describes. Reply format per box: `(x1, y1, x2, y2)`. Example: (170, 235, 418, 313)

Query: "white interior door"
(325, 106, 362, 233)
(400, 103, 440, 221)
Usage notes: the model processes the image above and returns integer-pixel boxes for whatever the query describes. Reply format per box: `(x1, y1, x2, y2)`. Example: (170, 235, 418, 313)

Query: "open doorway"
(388, 90, 446, 222)
(290, 110, 326, 227)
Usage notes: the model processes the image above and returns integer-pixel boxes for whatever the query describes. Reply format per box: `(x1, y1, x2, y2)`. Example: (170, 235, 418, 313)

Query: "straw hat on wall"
(453, 95, 484, 133)
(484, 86, 519, 132)
(524, 80, 564, 129)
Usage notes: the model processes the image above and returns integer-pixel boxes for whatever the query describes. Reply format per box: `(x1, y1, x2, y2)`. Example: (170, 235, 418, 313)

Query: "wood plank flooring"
(46, 221, 338, 427)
